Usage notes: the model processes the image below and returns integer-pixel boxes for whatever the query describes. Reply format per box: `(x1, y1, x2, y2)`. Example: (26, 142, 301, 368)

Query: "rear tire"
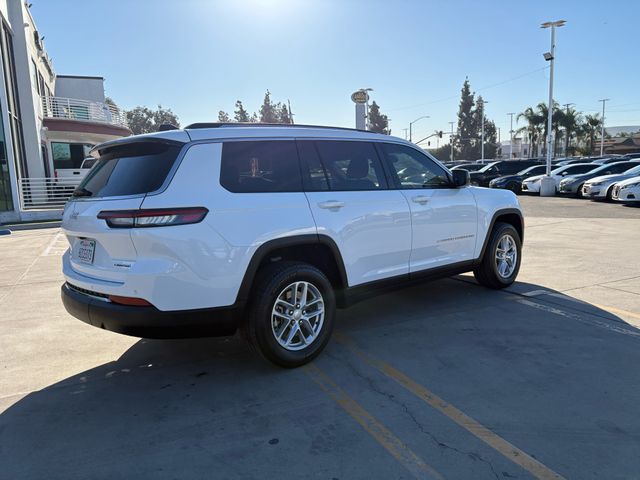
(243, 261, 335, 368)
(473, 222, 522, 289)
(605, 186, 613, 202)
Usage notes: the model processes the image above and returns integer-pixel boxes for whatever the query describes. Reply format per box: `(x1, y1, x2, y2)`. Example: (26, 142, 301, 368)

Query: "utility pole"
(480, 100, 488, 160)
(540, 19, 566, 196)
(449, 121, 455, 162)
(287, 99, 294, 124)
(507, 112, 515, 159)
(599, 98, 609, 156)
(562, 102, 573, 156)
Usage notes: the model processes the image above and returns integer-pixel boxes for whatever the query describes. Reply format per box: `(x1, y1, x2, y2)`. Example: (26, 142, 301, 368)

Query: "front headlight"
(590, 182, 603, 187)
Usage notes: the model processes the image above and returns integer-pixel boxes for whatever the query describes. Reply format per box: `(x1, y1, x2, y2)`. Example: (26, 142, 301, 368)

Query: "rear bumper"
(61, 283, 239, 338)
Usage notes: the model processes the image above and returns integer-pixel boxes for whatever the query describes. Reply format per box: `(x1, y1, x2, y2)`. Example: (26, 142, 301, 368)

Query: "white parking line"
(516, 298, 640, 339)
(41, 231, 66, 257)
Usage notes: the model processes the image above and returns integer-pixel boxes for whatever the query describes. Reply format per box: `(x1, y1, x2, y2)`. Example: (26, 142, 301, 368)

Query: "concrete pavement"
(1, 196, 639, 479)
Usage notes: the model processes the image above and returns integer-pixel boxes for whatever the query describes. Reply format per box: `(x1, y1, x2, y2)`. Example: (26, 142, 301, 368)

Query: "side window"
(380, 143, 450, 188)
(297, 141, 329, 191)
(313, 141, 387, 191)
(220, 141, 302, 193)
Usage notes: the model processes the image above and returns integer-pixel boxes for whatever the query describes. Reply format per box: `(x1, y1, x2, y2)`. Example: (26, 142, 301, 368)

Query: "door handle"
(318, 200, 345, 210)
(412, 195, 430, 205)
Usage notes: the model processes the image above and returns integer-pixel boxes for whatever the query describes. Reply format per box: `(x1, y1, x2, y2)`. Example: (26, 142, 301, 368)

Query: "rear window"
(74, 142, 182, 198)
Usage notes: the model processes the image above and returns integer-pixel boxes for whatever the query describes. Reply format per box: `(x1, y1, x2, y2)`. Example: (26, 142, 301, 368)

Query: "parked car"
(521, 163, 599, 194)
(469, 160, 542, 187)
(451, 163, 486, 172)
(55, 156, 96, 187)
(590, 156, 628, 165)
(558, 161, 640, 197)
(60, 123, 524, 367)
(611, 176, 640, 204)
(554, 158, 595, 166)
(581, 164, 640, 200)
(488, 164, 548, 193)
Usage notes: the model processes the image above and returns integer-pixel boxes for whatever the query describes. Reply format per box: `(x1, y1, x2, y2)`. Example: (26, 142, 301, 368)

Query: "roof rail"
(184, 122, 373, 133)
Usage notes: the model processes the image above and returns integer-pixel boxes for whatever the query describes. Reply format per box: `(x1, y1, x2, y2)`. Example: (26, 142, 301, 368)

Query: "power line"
(387, 66, 550, 113)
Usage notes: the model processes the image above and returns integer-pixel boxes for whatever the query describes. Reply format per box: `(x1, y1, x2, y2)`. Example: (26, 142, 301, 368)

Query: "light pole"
(479, 100, 488, 160)
(449, 121, 455, 162)
(402, 128, 408, 140)
(409, 115, 429, 143)
(540, 19, 566, 196)
(507, 113, 515, 159)
(599, 98, 609, 156)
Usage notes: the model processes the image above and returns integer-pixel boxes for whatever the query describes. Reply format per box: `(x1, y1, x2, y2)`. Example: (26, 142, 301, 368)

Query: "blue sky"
(33, 0, 640, 141)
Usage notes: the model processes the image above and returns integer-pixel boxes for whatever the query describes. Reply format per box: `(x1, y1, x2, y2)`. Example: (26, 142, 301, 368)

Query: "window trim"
(376, 142, 454, 190)
(298, 139, 390, 192)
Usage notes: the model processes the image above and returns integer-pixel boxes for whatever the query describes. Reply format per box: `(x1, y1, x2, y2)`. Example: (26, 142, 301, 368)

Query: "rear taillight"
(97, 207, 208, 228)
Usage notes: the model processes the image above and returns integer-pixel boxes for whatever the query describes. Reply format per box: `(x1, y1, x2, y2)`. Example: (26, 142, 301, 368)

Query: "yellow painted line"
(304, 363, 444, 480)
(335, 334, 566, 480)
(592, 303, 640, 321)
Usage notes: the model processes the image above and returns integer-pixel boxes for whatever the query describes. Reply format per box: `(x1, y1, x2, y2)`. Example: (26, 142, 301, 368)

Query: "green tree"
(454, 79, 476, 159)
(126, 105, 180, 135)
(516, 107, 543, 158)
(368, 101, 390, 134)
(582, 114, 603, 154)
(558, 106, 581, 156)
(234, 100, 252, 123)
(276, 103, 292, 124)
(259, 90, 278, 123)
(218, 110, 231, 122)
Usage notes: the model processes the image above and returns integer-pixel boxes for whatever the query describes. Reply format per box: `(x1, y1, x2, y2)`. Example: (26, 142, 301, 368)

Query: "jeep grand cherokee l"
(61, 124, 524, 367)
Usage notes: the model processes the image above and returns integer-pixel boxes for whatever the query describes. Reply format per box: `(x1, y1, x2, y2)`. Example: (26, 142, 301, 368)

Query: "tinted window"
(566, 164, 597, 174)
(75, 142, 181, 198)
(380, 143, 450, 188)
(499, 162, 534, 174)
(220, 141, 301, 193)
(297, 141, 329, 191)
(313, 141, 386, 191)
(519, 165, 546, 175)
(608, 162, 639, 174)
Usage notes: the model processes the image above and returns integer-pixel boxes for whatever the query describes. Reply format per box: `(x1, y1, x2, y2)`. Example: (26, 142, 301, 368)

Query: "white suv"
(61, 124, 524, 367)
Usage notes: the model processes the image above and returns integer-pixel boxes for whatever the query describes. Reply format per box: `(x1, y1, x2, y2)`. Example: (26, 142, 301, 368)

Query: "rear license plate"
(77, 239, 96, 264)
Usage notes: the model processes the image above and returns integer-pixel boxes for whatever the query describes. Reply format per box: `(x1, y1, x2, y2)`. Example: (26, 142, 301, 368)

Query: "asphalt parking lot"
(1, 196, 640, 480)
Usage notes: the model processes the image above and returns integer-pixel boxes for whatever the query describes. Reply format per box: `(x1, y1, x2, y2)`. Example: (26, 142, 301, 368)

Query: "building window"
(0, 23, 27, 178)
(30, 59, 39, 94)
(51, 142, 92, 170)
(0, 97, 13, 211)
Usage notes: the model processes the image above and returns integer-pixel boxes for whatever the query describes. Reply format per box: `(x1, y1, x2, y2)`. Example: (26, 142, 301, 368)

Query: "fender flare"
(235, 234, 348, 306)
(477, 208, 524, 262)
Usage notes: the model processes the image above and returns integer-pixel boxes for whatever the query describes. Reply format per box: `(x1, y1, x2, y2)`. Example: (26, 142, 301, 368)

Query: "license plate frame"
(77, 239, 96, 265)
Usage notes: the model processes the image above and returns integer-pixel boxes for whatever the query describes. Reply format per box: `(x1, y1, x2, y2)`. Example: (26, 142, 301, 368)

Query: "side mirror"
(452, 169, 470, 187)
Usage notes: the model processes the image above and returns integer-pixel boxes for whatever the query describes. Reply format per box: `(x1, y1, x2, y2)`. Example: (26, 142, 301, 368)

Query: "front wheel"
(244, 262, 335, 368)
(473, 222, 522, 289)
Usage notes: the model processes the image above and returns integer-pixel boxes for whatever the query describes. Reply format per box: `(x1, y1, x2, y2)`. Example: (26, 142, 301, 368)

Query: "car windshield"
(478, 162, 499, 173)
(518, 165, 545, 175)
(624, 165, 640, 175)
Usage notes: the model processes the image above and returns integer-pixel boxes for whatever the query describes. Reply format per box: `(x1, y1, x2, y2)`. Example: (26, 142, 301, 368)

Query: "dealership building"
(0, 0, 130, 223)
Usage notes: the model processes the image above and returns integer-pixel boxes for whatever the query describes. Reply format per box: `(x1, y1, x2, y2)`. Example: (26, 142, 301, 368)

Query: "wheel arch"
(477, 208, 524, 262)
(236, 234, 349, 308)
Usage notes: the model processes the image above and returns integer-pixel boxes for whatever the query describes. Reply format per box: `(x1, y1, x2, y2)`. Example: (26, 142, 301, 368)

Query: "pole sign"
(351, 90, 369, 104)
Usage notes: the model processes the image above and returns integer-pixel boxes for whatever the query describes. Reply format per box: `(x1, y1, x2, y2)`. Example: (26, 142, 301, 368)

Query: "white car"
(582, 165, 640, 200)
(521, 163, 597, 194)
(611, 175, 640, 204)
(61, 124, 524, 367)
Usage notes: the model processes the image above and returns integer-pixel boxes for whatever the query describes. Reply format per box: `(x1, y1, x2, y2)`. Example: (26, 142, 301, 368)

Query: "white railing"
(41, 96, 129, 128)
(19, 177, 83, 210)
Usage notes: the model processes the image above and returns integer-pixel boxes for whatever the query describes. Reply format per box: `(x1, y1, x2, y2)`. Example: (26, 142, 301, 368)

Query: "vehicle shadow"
(2, 276, 640, 479)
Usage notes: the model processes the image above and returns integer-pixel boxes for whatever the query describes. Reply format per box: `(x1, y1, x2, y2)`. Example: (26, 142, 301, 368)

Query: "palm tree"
(558, 107, 582, 156)
(582, 114, 603, 155)
(516, 107, 543, 157)
(535, 102, 563, 156)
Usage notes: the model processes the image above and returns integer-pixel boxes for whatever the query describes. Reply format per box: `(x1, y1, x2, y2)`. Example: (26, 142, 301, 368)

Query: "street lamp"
(599, 98, 609, 156)
(409, 115, 429, 143)
(540, 19, 566, 196)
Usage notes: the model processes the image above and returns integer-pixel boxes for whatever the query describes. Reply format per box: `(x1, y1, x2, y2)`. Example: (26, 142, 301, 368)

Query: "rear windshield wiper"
(72, 187, 93, 198)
